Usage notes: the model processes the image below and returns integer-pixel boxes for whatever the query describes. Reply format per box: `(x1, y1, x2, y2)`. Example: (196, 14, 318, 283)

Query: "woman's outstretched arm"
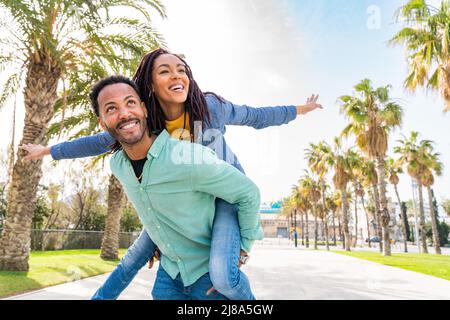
(20, 131, 115, 161)
(210, 94, 322, 129)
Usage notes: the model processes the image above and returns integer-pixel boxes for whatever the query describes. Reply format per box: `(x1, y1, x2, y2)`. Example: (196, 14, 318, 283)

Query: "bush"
(426, 221, 450, 246)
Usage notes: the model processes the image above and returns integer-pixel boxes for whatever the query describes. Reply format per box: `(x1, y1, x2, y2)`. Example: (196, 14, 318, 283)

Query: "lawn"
(333, 250, 450, 281)
(0, 249, 126, 299)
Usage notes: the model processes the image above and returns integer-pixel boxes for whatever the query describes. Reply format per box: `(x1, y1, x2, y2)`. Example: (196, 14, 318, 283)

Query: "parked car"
(365, 236, 380, 243)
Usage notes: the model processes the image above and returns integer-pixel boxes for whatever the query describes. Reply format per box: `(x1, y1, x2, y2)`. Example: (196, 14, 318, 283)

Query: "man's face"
(98, 83, 148, 146)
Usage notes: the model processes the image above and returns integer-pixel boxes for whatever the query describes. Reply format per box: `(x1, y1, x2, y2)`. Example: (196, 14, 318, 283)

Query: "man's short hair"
(89, 75, 142, 117)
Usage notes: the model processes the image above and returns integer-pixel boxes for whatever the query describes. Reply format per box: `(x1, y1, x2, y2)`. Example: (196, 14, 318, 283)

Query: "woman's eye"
(159, 70, 169, 74)
(179, 69, 186, 73)
(128, 100, 136, 105)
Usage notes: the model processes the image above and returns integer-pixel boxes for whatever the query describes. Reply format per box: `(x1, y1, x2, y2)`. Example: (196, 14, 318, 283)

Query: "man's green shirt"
(110, 130, 263, 286)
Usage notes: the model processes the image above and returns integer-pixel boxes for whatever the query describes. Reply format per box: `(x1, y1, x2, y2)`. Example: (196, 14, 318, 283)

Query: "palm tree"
(360, 159, 384, 252)
(291, 186, 310, 247)
(395, 131, 432, 253)
(345, 150, 365, 247)
(0, 0, 166, 271)
(386, 157, 408, 252)
(327, 193, 339, 246)
(280, 195, 293, 240)
(299, 172, 321, 249)
(305, 141, 334, 251)
(330, 138, 352, 251)
(339, 79, 403, 256)
(419, 148, 443, 254)
(390, 0, 450, 112)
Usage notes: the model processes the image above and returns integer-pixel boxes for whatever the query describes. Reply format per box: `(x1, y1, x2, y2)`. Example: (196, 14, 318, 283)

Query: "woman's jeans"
(91, 198, 256, 300)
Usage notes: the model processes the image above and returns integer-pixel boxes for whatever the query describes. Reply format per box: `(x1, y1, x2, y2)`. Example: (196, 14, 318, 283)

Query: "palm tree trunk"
(320, 182, 329, 251)
(305, 209, 310, 248)
(332, 209, 337, 246)
(7, 97, 17, 183)
(361, 195, 371, 248)
(376, 157, 391, 256)
(353, 188, 358, 248)
(338, 208, 344, 249)
(417, 183, 428, 254)
(394, 184, 408, 253)
(300, 211, 304, 246)
(427, 186, 441, 255)
(0, 62, 60, 271)
(100, 175, 124, 260)
(312, 204, 318, 250)
(372, 183, 383, 253)
(287, 212, 291, 240)
(341, 191, 351, 251)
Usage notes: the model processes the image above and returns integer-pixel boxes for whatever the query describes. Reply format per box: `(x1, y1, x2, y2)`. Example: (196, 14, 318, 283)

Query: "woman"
(21, 48, 322, 299)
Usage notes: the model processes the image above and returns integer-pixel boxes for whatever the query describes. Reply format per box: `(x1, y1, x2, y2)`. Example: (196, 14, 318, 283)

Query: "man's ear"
(141, 102, 148, 118)
(99, 117, 107, 131)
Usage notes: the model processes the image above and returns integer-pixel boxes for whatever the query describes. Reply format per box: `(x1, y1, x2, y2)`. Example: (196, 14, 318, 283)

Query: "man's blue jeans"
(152, 264, 228, 300)
(92, 198, 256, 300)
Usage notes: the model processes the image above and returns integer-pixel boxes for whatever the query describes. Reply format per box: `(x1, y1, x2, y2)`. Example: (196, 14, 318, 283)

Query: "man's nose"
(118, 106, 132, 119)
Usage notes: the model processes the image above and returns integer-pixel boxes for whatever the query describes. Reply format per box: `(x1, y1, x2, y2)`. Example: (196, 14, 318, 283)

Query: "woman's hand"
(19, 144, 51, 161)
(296, 94, 323, 115)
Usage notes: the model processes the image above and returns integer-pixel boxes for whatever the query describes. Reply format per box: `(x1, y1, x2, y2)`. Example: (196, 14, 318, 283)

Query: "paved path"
(6, 244, 450, 300)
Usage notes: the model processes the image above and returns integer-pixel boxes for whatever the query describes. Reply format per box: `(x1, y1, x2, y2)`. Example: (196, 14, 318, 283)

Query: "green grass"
(0, 249, 126, 298)
(333, 250, 450, 281)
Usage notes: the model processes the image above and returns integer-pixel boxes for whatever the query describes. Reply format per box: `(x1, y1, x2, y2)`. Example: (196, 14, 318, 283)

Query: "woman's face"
(152, 54, 190, 108)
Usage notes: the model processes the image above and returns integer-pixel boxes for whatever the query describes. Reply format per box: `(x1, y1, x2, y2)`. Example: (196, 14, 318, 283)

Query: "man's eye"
(106, 107, 116, 113)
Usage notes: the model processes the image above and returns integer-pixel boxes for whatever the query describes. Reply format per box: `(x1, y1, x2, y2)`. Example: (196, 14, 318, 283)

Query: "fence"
(0, 228, 139, 251)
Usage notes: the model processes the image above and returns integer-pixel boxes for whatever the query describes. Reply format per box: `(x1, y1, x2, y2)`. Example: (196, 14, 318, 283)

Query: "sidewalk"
(6, 241, 450, 300)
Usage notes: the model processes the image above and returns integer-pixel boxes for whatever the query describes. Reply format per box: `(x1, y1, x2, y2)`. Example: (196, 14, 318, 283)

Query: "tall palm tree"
(327, 192, 339, 246)
(390, 0, 450, 112)
(419, 148, 443, 254)
(360, 159, 383, 252)
(339, 79, 403, 256)
(291, 186, 311, 246)
(0, 0, 166, 271)
(331, 137, 352, 251)
(305, 141, 334, 251)
(346, 150, 365, 247)
(386, 157, 408, 252)
(280, 195, 293, 239)
(395, 131, 432, 253)
(299, 172, 321, 249)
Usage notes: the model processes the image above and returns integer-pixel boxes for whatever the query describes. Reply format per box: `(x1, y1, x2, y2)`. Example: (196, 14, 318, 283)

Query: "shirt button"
(140, 188, 144, 191)
(177, 259, 181, 263)
(147, 207, 151, 211)
(167, 244, 171, 248)
(157, 226, 161, 229)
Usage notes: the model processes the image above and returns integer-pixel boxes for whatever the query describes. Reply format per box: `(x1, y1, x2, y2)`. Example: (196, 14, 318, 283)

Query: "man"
(89, 75, 262, 299)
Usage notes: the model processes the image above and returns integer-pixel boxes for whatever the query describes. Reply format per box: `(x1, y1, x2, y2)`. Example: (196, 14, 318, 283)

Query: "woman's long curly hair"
(133, 48, 216, 140)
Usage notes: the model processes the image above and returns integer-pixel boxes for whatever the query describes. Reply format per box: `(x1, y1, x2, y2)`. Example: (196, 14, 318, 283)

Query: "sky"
(0, 0, 449, 205)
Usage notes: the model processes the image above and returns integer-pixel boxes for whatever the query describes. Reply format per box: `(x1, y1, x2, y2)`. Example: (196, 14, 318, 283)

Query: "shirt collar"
(147, 129, 169, 159)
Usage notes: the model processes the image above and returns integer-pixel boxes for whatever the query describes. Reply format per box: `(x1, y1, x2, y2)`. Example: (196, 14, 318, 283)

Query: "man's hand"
(296, 94, 323, 115)
(19, 144, 51, 161)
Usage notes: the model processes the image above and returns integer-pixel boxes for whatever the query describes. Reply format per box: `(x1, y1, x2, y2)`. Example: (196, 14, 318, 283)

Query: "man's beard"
(105, 118, 148, 146)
